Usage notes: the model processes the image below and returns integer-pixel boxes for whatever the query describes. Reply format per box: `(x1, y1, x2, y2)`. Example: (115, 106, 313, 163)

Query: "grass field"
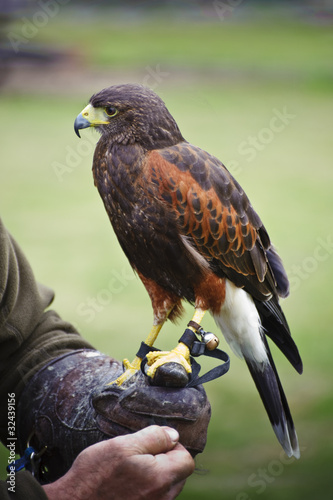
(1, 4, 332, 499)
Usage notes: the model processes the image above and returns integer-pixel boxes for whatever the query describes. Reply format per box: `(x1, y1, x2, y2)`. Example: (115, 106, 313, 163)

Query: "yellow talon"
(108, 356, 142, 386)
(143, 308, 208, 379)
(146, 343, 191, 378)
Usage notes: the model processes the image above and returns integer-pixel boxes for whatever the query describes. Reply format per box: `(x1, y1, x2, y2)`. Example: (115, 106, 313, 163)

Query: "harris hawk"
(74, 84, 302, 458)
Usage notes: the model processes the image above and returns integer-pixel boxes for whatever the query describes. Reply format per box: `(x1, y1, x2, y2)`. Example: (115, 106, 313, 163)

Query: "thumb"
(126, 425, 179, 456)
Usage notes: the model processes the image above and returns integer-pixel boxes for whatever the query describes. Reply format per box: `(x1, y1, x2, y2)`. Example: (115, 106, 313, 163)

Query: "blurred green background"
(0, 1, 332, 498)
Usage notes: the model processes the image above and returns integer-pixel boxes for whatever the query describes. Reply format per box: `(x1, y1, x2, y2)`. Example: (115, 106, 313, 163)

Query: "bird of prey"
(74, 84, 302, 458)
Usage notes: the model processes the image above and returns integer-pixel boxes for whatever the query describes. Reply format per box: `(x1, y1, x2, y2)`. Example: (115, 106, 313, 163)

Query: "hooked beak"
(74, 103, 109, 138)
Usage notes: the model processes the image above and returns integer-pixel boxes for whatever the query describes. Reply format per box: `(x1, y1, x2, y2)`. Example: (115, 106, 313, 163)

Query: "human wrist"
(42, 469, 83, 500)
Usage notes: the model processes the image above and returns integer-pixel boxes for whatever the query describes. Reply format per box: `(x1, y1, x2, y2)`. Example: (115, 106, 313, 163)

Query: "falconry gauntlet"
(17, 349, 211, 484)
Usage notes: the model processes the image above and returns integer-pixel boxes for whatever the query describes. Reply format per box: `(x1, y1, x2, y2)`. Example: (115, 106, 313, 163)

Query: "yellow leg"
(146, 308, 207, 378)
(110, 321, 167, 386)
(187, 308, 207, 332)
(145, 322, 165, 346)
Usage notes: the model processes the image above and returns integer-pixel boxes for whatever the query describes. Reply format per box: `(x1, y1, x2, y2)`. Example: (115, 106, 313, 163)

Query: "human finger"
(111, 425, 179, 457)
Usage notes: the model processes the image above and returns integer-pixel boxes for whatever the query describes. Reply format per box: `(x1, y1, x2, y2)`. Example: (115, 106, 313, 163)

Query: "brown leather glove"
(17, 349, 211, 484)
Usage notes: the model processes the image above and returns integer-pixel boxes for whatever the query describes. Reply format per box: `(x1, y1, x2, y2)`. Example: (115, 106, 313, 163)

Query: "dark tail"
(245, 335, 300, 458)
(254, 297, 303, 375)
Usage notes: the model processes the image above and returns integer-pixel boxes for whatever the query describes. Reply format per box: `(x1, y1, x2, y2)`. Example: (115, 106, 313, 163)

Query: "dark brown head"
(74, 84, 185, 150)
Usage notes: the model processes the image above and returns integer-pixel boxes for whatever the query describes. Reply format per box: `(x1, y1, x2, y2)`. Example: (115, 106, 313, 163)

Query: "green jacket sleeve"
(0, 216, 94, 442)
(0, 471, 48, 500)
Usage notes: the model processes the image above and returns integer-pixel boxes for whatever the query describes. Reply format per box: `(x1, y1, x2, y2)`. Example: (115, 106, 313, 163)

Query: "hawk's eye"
(105, 106, 118, 117)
